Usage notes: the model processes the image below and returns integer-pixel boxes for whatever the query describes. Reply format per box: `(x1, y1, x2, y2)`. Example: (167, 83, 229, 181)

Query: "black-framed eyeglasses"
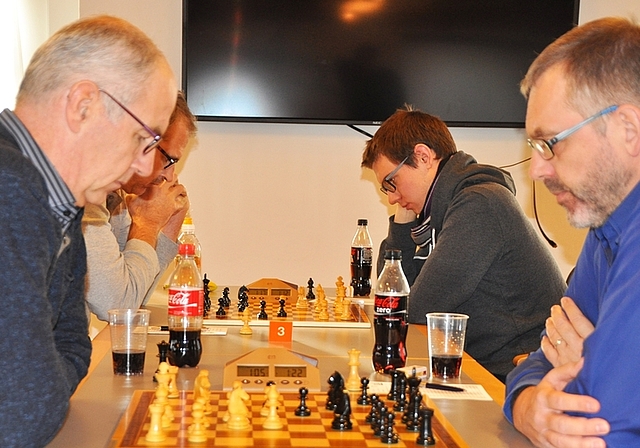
(527, 105, 618, 160)
(157, 145, 179, 170)
(98, 89, 162, 154)
(380, 155, 410, 195)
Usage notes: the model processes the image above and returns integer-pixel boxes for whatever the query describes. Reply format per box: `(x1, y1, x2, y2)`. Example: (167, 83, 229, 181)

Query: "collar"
(593, 181, 640, 265)
(0, 109, 80, 230)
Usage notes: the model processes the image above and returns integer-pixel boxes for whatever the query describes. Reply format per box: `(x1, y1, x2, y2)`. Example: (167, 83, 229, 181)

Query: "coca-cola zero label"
(168, 288, 203, 317)
(374, 294, 408, 316)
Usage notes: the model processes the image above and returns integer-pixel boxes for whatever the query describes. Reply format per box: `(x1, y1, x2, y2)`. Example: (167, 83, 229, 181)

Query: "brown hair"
(170, 91, 197, 137)
(521, 17, 640, 117)
(361, 105, 457, 168)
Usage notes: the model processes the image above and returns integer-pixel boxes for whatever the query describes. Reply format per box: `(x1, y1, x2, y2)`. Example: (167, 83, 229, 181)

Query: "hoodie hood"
(430, 151, 516, 230)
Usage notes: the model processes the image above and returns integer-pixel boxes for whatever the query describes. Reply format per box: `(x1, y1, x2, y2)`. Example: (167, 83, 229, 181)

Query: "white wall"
(71, 0, 639, 290)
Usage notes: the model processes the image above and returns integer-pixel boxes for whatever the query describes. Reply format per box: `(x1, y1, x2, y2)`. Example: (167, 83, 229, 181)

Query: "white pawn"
(187, 401, 208, 443)
(145, 403, 167, 443)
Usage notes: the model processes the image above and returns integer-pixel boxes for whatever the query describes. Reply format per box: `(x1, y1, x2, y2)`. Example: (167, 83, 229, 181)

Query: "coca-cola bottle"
(176, 215, 202, 270)
(350, 219, 373, 297)
(372, 249, 410, 373)
(167, 243, 203, 367)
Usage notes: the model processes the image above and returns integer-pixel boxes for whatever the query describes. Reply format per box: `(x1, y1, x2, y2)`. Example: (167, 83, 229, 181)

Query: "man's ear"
(65, 80, 99, 133)
(615, 104, 640, 157)
(413, 143, 437, 167)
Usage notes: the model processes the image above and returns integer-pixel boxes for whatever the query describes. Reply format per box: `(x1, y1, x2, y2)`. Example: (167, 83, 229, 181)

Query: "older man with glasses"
(83, 92, 197, 321)
(361, 105, 566, 383)
(0, 16, 177, 446)
(504, 17, 640, 447)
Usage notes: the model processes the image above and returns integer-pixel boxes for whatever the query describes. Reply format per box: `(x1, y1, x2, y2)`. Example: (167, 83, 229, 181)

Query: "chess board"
(111, 390, 462, 447)
(204, 298, 371, 328)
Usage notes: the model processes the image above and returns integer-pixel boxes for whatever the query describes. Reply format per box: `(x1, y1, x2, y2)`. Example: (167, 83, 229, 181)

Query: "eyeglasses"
(527, 105, 618, 160)
(98, 89, 162, 154)
(157, 145, 179, 170)
(380, 155, 410, 195)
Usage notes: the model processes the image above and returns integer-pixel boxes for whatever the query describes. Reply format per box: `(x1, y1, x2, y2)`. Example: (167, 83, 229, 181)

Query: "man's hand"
(512, 359, 609, 448)
(542, 297, 595, 368)
(127, 180, 189, 247)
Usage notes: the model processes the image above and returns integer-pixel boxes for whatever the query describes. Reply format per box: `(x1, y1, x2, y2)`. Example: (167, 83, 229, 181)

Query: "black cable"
(532, 180, 557, 248)
(347, 124, 374, 138)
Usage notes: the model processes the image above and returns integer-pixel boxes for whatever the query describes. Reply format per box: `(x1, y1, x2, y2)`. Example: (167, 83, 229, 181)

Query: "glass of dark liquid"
(108, 309, 151, 375)
(426, 313, 468, 380)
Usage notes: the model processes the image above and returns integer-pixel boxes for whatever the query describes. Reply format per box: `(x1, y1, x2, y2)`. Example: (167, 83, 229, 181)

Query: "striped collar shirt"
(0, 109, 79, 231)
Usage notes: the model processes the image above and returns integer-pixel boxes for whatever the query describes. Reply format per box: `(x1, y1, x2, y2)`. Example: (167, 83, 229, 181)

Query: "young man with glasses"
(0, 16, 177, 446)
(504, 17, 640, 447)
(83, 92, 197, 321)
(361, 106, 566, 382)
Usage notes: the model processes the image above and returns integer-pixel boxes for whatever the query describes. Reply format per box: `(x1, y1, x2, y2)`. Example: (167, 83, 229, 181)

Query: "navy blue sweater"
(0, 125, 91, 447)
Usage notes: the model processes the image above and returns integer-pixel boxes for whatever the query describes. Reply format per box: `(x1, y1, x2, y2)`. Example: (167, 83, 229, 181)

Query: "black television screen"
(183, 0, 579, 127)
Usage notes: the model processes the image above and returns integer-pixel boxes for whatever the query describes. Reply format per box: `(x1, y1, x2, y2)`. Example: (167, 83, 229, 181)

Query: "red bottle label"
(374, 294, 408, 316)
(168, 288, 203, 317)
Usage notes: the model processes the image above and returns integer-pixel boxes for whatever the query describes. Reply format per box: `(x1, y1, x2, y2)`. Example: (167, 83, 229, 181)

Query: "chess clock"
(223, 347, 321, 392)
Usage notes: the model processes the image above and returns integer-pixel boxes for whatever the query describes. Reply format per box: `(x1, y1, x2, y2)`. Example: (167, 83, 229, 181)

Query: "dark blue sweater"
(0, 126, 91, 447)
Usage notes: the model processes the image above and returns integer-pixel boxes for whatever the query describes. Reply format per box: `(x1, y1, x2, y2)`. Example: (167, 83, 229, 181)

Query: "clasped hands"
(512, 297, 609, 447)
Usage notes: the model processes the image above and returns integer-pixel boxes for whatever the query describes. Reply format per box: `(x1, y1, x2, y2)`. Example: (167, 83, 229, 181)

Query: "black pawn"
(373, 404, 387, 436)
(365, 394, 379, 423)
(295, 387, 311, 416)
(357, 376, 371, 405)
(381, 411, 399, 444)
(257, 300, 268, 320)
(416, 407, 436, 446)
(306, 278, 315, 300)
(277, 298, 287, 317)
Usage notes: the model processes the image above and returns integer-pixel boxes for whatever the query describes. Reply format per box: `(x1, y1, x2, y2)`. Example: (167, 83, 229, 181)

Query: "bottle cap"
(383, 249, 402, 260)
(178, 243, 196, 256)
(357, 219, 368, 226)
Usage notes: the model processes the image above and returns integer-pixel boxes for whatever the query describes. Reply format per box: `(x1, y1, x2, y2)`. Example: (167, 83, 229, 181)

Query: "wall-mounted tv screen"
(183, 0, 579, 128)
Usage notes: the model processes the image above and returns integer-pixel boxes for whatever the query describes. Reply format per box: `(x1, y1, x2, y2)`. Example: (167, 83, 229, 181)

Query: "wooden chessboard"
(110, 390, 461, 447)
(204, 298, 371, 328)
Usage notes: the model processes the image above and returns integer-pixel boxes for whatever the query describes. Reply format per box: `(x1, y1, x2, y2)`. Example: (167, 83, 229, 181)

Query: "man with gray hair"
(504, 17, 640, 446)
(83, 92, 197, 321)
(0, 15, 177, 445)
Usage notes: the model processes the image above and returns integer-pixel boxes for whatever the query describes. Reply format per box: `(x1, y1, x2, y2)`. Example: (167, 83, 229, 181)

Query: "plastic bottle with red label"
(168, 243, 203, 367)
(350, 219, 373, 297)
(372, 249, 410, 373)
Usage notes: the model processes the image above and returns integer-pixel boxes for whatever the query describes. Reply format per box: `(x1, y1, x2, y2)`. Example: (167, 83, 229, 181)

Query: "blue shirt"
(504, 181, 640, 445)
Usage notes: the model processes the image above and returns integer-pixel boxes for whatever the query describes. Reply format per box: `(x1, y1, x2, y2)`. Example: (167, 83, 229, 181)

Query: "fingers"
(560, 297, 595, 339)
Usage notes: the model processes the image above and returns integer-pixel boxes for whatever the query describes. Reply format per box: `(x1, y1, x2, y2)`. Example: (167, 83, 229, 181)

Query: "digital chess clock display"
(274, 366, 307, 378)
(271, 289, 291, 296)
(237, 365, 269, 377)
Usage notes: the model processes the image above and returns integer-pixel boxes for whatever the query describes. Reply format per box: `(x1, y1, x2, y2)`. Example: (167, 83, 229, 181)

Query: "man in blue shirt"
(503, 17, 640, 447)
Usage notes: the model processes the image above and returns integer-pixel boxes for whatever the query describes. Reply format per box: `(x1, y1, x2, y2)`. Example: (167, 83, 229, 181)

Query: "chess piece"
(257, 299, 268, 320)
(306, 278, 315, 300)
(276, 298, 287, 317)
(260, 381, 281, 417)
(387, 369, 401, 401)
(357, 376, 371, 405)
(193, 370, 213, 414)
(145, 403, 167, 442)
(417, 406, 436, 446)
(226, 381, 251, 430)
(381, 411, 399, 444)
(239, 308, 253, 335)
(262, 383, 284, 429)
(294, 387, 311, 417)
(187, 401, 208, 443)
(222, 287, 231, 307)
(203, 273, 211, 318)
(365, 394, 379, 424)
(216, 297, 227, 318)
(326, 371, 344, 411)
(406, 390, 423, 431)
(154, 341, 169, 383)
(296, 286, 307, 310)
(154, 362, 171, 392)
(346, 348, 361, 391)
(340, 297, 351, 321)
(393, 374, 407, 412)
(167, 365, 179, 398)
(331, 390, 353, 430)
(153, 386, 173, 428)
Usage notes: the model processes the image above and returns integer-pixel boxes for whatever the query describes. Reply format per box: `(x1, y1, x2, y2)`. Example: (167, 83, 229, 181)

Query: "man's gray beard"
(548, 151, 632, 229)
